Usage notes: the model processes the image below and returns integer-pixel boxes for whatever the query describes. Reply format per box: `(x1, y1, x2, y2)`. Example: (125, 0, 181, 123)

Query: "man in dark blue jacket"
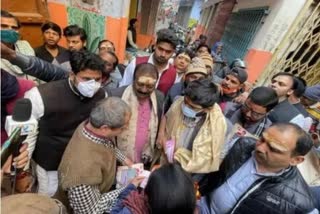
(199, 123, 318, 214)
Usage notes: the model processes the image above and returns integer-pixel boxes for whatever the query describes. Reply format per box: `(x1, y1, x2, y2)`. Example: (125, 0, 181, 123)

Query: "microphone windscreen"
(12, 98, 32, 122)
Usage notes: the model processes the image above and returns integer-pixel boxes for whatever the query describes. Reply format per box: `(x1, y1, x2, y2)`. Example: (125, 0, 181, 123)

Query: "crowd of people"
(1, 9, 320, 214)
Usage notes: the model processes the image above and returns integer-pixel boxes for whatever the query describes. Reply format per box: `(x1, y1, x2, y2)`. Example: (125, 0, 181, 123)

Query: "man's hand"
(1, 42, 17, 60)
(14, 143, 29, 169)
(156, 132, 166, 149)
(1, 143, 29, 183)
(124, 157, 134, 167)
(233, 92, 249, 104)
(130, 176, 145, 187)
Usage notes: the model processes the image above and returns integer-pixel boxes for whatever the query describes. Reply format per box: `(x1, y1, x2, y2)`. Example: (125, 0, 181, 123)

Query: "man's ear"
(83, 41, 87, 47)
(289, 155, 304, 166)
(69, 72, 75, 78)
(287, 88, 294, 97)
(100, 124, 110, 130)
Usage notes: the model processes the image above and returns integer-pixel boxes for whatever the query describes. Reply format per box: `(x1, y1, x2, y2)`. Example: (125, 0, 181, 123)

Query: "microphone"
(5, 98, 37, 136)
(2, 98, 37, 167)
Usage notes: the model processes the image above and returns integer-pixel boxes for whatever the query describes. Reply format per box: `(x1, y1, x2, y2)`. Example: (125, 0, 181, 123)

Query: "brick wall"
(205, 0, 236, 46)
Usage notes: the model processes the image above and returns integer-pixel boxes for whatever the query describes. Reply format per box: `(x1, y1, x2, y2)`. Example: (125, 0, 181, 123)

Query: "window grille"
(221, 7, 269, 63)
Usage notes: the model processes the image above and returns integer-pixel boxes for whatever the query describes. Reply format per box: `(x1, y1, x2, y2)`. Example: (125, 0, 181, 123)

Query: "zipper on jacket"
(230, 178, 267, 214)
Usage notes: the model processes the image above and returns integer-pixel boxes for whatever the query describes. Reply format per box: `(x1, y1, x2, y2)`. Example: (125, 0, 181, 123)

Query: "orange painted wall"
(47, 2, 68, 47)
(105, 17, 129, 63)
(47, 2, 128, 63)
(135, 12, 155, 49)
(137, 34, 154, 49)
(244, 49, 273, 83)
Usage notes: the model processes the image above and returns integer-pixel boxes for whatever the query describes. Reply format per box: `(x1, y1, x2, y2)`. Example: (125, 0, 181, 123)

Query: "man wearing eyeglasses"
(199, 123, 318, 214)
(223, 87, 279, 138)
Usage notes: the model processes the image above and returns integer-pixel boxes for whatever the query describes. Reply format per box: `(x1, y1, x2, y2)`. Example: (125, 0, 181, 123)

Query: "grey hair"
(89, 97, 131, 129)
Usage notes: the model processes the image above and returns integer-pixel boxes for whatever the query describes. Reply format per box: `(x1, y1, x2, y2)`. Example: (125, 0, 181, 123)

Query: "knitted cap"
(1, 193, 67, 214)
(304, 84, 320, 102)
(199, 53, 214, 70)
(226, 67, 248, 84)
(185, 57, 208, 76)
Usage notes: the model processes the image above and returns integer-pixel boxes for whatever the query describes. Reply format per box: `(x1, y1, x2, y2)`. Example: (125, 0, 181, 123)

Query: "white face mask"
(76, 79, 101, 98)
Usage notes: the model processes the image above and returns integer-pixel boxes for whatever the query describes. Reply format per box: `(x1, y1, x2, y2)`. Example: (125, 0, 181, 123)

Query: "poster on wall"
(67, 7, 105, 52)
(68, 0, 127, 17)
(69, 0, 100, 13)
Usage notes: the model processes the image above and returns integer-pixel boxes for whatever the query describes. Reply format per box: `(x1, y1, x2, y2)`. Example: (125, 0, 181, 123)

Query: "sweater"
(55, 122, 116, 209)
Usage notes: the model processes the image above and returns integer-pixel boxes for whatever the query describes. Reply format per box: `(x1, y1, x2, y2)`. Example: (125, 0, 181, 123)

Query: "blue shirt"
(200, 153, 289, 214)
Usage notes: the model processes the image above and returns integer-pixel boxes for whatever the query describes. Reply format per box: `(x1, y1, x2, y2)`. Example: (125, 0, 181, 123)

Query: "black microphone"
(12, 98, 32, 121)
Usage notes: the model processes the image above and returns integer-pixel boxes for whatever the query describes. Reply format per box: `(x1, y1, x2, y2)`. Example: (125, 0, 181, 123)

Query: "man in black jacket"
(24, 51, 107, 197)
(199, 123, 317, 214)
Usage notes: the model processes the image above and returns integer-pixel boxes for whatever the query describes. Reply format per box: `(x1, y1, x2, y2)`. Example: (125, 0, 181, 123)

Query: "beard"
(153, 55, 168, 65)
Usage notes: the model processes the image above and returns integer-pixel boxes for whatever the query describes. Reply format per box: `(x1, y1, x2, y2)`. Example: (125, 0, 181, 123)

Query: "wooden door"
(2, 0, 50, 48)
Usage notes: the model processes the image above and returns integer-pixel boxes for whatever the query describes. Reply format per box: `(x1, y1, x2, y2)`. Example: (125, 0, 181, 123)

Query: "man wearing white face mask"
(24, 50, 107, 196)
(162, 79, 227, 175)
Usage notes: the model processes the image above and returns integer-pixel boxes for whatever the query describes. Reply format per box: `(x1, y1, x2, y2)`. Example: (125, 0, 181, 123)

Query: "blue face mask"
(313, 146, 320, 159)
(1, 30, 19, 44)
(181, 102, 200, 119)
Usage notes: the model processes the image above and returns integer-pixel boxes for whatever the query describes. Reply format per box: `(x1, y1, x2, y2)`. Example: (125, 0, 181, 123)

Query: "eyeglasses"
(242, 102, 266, 118)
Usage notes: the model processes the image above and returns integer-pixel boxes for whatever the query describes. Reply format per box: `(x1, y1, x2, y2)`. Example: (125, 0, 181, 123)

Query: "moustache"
(136, 90, 150, 96)
(221, 83, 229, 89)
(157, 56, 166, 61)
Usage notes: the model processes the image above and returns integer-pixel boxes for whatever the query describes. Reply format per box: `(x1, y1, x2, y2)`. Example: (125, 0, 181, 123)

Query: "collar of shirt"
(68, 78, 81, 97)
(82, 121, 114, 147)
(251, 152, 291, 177)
